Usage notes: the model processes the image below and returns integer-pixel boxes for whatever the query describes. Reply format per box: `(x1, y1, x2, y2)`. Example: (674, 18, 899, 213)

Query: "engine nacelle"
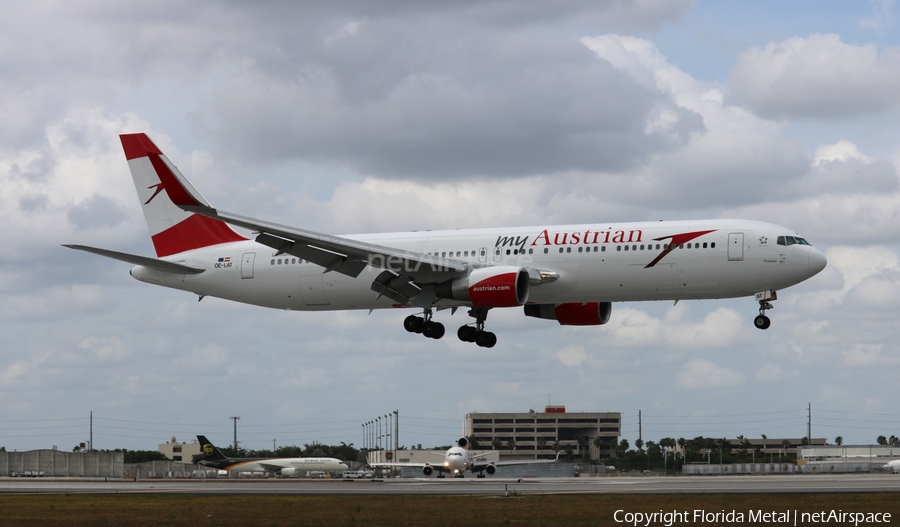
(422, 465, 434, 476)
(524, 302, 612, 326)
(435, 266, 530, 307)
(485, 464, 497, 475)
(280, 467, 296, 477)
(457, 437, 468, 448)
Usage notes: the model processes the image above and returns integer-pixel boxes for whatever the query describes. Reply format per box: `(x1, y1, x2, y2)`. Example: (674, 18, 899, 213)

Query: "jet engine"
(423, 465, 434, 476)
(524, 302, 612, 326)
(457, 437, 468, 448)
(485, 464, 497, 475)
(435, 266, 529, 307)
(280, 468, 296, 477)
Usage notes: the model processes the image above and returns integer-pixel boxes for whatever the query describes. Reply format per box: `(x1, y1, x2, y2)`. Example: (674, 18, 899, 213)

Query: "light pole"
(230, 416, 240, 453)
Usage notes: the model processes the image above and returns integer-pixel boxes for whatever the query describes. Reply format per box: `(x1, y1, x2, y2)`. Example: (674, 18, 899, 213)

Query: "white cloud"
(841, 344, 898, 368)
(665, 307, 745, 348)
(555, 345, 588, 367)
(754, 364, 785, 383)
(676, 359, 745, 390)
(728, 34, 900, 119)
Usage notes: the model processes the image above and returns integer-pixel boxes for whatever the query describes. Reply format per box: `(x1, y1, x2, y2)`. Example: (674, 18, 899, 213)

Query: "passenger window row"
(269, 240, 719, 266)
(271, 258, 308, 265)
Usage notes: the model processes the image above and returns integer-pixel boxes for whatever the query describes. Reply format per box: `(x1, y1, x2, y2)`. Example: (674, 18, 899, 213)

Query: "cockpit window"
(777, 235, 811, 246)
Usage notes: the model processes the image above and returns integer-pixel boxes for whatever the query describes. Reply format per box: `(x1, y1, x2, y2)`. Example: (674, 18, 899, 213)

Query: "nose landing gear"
(753, 290, 776, 330)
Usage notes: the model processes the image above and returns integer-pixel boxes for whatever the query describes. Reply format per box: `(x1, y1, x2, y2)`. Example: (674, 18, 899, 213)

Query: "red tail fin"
(120, 133, 247, 257)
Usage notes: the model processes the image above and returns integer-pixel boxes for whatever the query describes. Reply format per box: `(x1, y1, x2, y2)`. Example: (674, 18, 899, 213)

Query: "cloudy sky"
(2, 0, 900, 453)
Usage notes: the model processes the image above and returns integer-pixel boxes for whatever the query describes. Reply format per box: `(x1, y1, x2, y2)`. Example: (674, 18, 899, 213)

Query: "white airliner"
(369, 437, 556, 478)
(196, 435, 348, 476)
(884, 459, 900, 473)
(65, 134, 827, 347)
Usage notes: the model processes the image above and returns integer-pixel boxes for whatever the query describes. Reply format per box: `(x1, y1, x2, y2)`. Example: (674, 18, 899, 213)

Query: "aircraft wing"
(471, 452, 559, 472)
(63, 244, 205, 274)
(206, 208, 466, 281)
(256, 462, 289, 472)
(368, 462, 430, 468)
(156, 159, 469, 305)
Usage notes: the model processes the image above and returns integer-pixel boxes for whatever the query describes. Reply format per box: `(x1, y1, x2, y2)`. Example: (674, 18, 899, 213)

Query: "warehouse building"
(0, 449, 124, 477)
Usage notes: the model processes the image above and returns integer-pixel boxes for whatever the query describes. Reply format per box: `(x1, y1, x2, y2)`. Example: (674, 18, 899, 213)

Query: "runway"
(2, 474, 899, 495)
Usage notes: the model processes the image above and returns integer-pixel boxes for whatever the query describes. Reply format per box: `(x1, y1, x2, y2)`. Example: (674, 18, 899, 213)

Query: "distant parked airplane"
(368, 437, 557, 478)
(884, 459, 900, 473)
(196, 435, 348, 477)
(66, 134, 827, 346)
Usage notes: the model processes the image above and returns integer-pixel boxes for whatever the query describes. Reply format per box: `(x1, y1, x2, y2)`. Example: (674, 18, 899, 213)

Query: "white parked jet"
(369, 437, 556, 478)
(66, 134, 827, 347)
(884, 460, 900, 473)
(196, 435, 348, 476)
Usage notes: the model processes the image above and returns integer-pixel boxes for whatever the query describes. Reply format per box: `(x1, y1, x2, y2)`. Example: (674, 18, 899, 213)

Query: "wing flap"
(257, 233, 369, 277)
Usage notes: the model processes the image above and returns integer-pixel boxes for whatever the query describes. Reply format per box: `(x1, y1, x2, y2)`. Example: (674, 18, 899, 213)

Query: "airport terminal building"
(463, 406, 621, 460)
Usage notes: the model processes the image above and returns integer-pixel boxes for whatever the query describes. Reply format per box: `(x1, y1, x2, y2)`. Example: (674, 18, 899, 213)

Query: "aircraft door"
(727, 233, 744, 261)
(478, 247, 487, 263)
(493, 247, 502, 262)
(241, 252, 255, 279)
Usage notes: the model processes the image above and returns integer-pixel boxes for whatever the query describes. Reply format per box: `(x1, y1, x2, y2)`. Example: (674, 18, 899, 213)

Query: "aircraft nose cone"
(808, 249, 827, 275)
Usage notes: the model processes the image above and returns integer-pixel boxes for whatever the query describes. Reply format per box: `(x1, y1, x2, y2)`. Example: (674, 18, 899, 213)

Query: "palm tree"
(491, 437, 502, 451)
(615, 439, 628, 458)
(782, 439, 791, 460)
(889, 435, 898, 445)
(877, 435, 888, 446)
(592, 436, 604, 461)
(834, 436, 843, 446)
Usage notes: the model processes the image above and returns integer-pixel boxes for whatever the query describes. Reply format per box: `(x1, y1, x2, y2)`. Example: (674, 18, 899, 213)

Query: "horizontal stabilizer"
(63, 245, 205, 274)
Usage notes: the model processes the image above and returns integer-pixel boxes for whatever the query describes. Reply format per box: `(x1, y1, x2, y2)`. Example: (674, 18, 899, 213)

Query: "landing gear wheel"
(754, 315, 771, 330)
(423, 321, 445, 339)
(475, 331, 497, 348)
(404, 315, 423, 333)
(457, 325, 477, 342)
(462, 307, 498, 347)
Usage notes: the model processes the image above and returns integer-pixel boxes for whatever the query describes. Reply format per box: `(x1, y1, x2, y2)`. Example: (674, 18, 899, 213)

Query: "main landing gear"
(404, 310, 445, 339)
(403, 307, 498, 347)
(753, 290, 776, 330)
(457, 307, 497, 348)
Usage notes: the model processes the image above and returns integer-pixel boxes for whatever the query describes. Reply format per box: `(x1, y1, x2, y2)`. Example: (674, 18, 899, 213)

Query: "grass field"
(0, 493, 897, 526)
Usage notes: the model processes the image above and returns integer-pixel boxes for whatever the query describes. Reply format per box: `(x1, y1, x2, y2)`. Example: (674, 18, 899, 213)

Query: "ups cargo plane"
(66, 134, 827, 347)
